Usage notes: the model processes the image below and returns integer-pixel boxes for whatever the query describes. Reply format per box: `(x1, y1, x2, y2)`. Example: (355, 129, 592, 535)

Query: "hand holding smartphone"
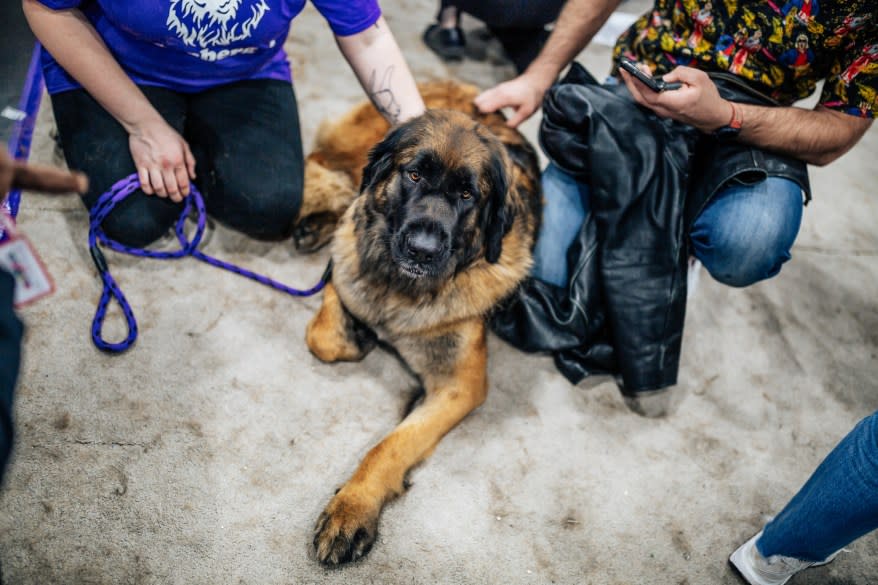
(618, 57, 682, 92)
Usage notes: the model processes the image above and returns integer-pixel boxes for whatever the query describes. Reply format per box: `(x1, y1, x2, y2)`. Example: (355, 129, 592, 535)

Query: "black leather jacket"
(491, 63, 811, 395)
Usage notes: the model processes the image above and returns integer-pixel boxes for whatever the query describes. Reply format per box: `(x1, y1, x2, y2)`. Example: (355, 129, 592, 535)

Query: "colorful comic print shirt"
(37, 0, 381, 94)
(614, 0, 878, 117)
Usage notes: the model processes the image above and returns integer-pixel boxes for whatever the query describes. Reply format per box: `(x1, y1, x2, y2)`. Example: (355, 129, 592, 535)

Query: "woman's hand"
(619, 65, 732, 133)
(128, 118, 196, 202)
(23, 1, 196, 198)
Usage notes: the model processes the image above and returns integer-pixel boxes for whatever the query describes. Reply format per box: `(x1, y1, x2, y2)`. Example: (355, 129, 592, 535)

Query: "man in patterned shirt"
(475, 0, 873, 396)
(476, 0, 874, 279)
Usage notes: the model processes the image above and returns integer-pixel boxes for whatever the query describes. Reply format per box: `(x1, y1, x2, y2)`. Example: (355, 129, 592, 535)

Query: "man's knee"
(691, 177, 803, 288)
(692, 215, 796, 288)
(701, 246, 791, 288)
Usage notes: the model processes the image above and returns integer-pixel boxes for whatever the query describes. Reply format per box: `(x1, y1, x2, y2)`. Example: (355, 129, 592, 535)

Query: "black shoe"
(422, 24, 466, 62)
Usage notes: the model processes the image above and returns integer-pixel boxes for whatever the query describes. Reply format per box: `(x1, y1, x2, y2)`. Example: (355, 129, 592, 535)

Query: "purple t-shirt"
(37, 0, 382, 94)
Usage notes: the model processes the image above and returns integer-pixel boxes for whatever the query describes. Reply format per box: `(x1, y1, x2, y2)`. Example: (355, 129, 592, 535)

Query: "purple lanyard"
(89, 174, 328, 352)
(1, 43, 44, 242)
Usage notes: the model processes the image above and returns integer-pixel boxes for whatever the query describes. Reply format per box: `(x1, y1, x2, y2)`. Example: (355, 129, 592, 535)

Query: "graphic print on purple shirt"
(167, 0, 274, 62)
(37, 0, 381, 94)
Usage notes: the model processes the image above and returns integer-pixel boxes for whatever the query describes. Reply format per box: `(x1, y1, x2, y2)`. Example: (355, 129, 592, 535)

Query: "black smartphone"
(618, 57, 682, 91)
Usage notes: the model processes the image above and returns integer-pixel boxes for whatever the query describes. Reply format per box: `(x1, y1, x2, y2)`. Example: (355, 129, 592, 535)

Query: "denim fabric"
(531, 164, 588, 287)
(758, 411, 878, 562)
(689, 176, 803, 288)
(531, 164, 803, 289)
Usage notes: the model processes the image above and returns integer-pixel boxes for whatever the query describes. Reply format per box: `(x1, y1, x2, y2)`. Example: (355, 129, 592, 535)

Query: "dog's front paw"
(313, 488, 379, 565)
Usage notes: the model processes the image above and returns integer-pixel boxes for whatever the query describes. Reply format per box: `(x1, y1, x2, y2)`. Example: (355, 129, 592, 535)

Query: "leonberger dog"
(299, 81, 542, 565)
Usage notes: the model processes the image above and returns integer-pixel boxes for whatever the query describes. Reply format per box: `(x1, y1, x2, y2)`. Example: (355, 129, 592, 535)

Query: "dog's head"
(357, 110, 515, 293)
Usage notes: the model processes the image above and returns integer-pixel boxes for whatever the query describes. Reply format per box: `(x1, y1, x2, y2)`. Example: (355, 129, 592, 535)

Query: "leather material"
(490, 62, 810, 394)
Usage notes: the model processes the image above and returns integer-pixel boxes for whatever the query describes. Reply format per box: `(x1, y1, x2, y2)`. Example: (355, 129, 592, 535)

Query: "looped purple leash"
(89, 173, 329, 353)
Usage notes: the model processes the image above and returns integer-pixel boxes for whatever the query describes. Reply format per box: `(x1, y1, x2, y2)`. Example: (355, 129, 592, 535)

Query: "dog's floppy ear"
(482, 150, 515, 264)
(360, 124, 405, 194)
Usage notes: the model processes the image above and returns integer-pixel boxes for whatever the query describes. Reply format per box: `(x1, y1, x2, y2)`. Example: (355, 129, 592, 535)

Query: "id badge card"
(0, 210, 55, 307)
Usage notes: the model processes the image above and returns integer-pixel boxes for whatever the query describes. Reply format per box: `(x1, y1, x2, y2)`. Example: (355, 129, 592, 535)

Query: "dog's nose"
(404, 229, 444, 264)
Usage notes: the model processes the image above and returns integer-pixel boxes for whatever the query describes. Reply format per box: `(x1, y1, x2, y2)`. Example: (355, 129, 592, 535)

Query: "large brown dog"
(302, 82, 542, 565)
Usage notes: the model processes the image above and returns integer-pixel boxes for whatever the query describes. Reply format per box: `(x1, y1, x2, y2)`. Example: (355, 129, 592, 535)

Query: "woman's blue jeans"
(758, 411, 878, 562)
(532, 163, 804, 288)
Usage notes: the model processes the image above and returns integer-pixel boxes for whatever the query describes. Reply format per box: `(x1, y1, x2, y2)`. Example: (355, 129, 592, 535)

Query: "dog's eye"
(461, 190, 471, 200)
(408, 171, 421, 182)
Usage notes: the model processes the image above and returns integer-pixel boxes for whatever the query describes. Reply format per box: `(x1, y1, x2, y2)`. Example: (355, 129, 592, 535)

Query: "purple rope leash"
(89, 173, 328, 353)
(1, 42, 44, 242)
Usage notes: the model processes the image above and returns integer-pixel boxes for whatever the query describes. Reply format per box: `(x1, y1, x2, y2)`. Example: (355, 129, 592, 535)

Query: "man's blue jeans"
(758, 411, 878, 562)
(532, 163, 804, 288)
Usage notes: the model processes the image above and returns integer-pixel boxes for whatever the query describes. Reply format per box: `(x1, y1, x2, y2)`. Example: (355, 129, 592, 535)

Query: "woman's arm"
(22, 0, 195, 199)
(335, 16, 425, 124)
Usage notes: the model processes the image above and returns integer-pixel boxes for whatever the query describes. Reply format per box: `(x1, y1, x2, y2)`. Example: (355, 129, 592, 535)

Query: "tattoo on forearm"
(368, 66, 401, 123)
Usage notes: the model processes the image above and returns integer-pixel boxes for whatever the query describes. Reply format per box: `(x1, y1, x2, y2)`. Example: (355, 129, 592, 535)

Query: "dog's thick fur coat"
(302, 82, 542, 565)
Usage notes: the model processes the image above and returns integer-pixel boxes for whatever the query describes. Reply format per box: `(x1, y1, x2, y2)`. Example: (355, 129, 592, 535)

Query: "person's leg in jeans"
(690, 177, 804, 288)
(530, 163, 588, 288)
(186, 79, 304, 240)
(731, 412, 878, 584)
(51, 87, 188, 248)
(759, 411, 878, 562)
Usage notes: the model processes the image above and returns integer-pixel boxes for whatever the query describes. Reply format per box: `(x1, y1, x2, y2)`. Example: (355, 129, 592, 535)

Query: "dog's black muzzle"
(392, 197, 455, 278)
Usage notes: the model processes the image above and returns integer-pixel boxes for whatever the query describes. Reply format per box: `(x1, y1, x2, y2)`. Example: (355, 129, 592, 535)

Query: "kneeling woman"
(24, 0, 425, 247)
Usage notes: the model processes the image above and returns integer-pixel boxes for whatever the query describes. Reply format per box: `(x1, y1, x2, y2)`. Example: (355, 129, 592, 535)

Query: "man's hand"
(620, 64, 873, 165)
(0, 146, 88, 196)
(128, 117, 196, 202)
(474, 71, 554, 128)
(620, 65, 731, 133)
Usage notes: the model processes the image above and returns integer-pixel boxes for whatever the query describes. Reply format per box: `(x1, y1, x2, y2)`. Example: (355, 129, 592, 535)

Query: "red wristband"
(727, 102, 743, 130)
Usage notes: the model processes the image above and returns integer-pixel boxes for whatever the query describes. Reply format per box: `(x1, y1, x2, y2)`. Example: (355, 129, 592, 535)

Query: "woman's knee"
(96, 196, 180, 248)
(209, 174, 304, 240)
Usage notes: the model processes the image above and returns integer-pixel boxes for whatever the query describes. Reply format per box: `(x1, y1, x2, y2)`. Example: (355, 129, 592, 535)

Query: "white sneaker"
(729, 531, 839, 585)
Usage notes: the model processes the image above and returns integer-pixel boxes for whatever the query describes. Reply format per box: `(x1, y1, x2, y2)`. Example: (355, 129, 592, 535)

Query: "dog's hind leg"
(313, 320, 488, 565)
(306, 282, 376, 363)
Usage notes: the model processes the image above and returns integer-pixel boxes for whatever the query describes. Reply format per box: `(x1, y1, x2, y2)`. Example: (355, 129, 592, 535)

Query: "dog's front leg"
(306, 282, 375, 363)
(313, 320, 488, 565)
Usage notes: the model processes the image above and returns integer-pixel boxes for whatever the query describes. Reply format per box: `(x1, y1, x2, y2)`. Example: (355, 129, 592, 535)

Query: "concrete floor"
(1, 1, 877, 584)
